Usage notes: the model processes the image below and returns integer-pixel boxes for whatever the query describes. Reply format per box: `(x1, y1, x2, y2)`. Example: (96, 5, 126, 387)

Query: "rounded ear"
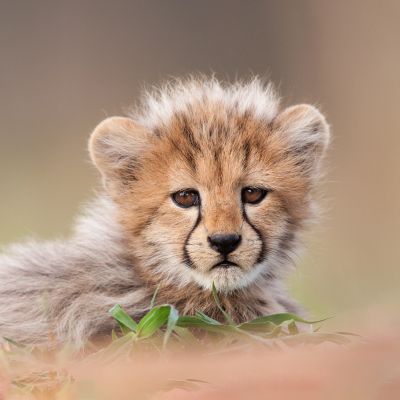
(272, 104, 330, 177)
(89, 116, 150, 189)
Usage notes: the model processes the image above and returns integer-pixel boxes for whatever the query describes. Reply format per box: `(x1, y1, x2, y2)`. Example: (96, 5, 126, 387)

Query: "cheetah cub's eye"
(172, 189, 200, 208)
(242, 187, 268, 205)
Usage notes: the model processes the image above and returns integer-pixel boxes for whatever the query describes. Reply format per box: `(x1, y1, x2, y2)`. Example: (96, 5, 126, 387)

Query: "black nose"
(208, 233, 242, 255)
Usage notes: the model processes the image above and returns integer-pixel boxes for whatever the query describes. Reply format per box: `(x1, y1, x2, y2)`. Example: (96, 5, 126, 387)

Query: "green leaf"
(240, 313, 326, 328)
(163, 306, 179, 348)
(109, 304, 138, 333)
(172, 326, 198, 342)
(176, 315, 236, 334)
(238, 320, 276, 333)
(211, 282, 235, 325)
(268, 325, 283, 338)
(136, 305, 171, 338)
(195, 311, 222, 325)
(111, 329, 118, 341)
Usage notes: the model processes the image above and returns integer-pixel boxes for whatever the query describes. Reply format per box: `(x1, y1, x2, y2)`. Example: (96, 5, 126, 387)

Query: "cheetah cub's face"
(89, 80, 329, 292)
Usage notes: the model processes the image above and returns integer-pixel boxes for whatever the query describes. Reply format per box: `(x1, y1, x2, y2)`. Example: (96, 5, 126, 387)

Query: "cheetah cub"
(0, 77, 330, 347)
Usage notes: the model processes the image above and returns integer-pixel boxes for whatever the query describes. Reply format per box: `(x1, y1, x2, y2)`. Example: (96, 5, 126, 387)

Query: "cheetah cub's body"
(0, 77, 330, 347)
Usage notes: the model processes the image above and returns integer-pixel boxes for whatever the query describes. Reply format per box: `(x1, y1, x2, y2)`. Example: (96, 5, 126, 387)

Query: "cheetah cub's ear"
(89, 117, 150, 191)
(272, 104, 330, 179)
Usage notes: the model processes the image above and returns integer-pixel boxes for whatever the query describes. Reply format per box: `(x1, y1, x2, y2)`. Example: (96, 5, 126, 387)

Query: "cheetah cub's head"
(89, 78, 330, 292)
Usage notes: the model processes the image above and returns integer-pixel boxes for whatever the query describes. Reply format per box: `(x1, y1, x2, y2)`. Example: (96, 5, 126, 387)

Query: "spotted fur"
(0, 76, 330, 347)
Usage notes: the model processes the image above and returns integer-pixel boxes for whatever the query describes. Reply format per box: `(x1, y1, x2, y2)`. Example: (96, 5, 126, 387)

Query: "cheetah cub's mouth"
(89, 78, 329, 293)
(211, 260, 239, 269)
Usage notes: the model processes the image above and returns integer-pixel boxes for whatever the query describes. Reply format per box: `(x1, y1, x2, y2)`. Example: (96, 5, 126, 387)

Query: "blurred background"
(0, 0, 399, 328)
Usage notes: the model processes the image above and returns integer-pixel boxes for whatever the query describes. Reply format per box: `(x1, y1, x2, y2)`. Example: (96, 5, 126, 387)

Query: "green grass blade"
(195, 311, 222, 325)
(211, 282, 235, 325)
(109, 304, 138, 333)
(239, 313, 327, 328)
(237, 321, 276, 333)
(150, 284, 161, 308)
(176, 315, 236, 334)
(136, 305, 171, 338)
(163, 306, 179, 348)
(172, 326, 198, 342)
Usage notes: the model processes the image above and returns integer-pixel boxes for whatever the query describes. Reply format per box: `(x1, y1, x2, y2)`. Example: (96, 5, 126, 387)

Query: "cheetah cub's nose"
(207, 233, 242, 256)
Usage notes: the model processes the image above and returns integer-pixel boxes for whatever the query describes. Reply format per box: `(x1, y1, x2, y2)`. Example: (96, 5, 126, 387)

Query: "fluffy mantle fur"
(0, 77, 330, 348)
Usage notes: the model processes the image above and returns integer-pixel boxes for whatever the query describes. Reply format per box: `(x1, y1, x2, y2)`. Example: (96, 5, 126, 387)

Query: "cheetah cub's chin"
(90, 77, 330, 294)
